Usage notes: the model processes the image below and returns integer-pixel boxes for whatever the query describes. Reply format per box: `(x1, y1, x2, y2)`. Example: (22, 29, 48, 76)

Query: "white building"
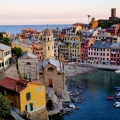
(88, 41, 112, 64)
(0, 44, 12, 70)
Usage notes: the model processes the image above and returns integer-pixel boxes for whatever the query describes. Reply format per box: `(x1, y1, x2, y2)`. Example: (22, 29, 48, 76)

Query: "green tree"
(87, 15, 91, 24)
(0, 93, 11, 120)
(91, 17, 95, 22)
(2, 37, 11, 46)
(0, 32, 3, 41)
(11, 47, 23, 57)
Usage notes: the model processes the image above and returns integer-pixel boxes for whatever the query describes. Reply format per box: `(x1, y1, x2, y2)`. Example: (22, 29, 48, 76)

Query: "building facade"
(0, 44, 12, 70)
(88, 41, 112, 64)
(0, 77, 46, 118)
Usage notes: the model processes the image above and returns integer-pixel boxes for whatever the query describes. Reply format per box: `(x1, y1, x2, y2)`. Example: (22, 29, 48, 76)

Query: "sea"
(0, 24, 71, 34)
(51, 70, 120, 120)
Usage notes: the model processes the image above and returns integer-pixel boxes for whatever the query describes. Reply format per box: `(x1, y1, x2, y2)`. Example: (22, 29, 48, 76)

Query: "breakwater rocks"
(49, 79, 85, 120)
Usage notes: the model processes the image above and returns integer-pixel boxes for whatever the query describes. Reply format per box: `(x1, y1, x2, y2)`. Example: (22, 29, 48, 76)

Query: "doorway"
(48, 80, 53, 88)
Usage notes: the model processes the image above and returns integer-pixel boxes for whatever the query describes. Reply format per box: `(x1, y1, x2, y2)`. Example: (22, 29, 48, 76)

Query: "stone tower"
(111, 8, 116, 18)
(42, 26, 54, 59)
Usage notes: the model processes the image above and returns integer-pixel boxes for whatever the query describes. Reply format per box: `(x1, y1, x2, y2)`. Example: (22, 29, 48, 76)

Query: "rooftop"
(90, 41, 112, 49)
(0, 43, 11, 51)
(18, 51, 37, 59)
(0, 77, 44, 93)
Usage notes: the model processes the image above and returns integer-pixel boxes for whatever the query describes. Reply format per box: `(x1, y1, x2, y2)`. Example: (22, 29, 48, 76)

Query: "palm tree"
(87, 15, 91, 24)
(91, 17, 95, 22)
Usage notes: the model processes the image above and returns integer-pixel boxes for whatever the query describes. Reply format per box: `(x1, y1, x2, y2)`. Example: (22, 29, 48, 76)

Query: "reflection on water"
(51, 70, 120, 120)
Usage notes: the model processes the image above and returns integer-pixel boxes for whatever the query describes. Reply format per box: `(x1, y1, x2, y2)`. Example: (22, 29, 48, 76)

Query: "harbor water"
(51, 70, 120, 120)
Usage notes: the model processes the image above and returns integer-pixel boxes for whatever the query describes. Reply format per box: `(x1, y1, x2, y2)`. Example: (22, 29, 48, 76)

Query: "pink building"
(88, 41, 112, 64)
(106, 24, 119, 36)
(32, 43, 43, 60)
(80, 38, 95, 61)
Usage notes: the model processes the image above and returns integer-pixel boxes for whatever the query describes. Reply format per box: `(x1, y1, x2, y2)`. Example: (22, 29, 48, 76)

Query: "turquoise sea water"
(0, 24, 71, 34)
(51, 70, 120, 120)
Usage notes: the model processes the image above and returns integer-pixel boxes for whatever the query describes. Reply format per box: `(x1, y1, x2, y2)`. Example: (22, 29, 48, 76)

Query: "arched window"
(48, 46, 50, 50)
(48, 37, 49, 41)
(47, 67, 54, 72)
(26, 62, 31, 65)
(57, 72, 61, 75)
(39, 73, 43, 75)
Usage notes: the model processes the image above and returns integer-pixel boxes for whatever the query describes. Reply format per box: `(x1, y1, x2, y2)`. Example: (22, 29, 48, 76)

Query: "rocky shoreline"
(49, 65, 98, 120)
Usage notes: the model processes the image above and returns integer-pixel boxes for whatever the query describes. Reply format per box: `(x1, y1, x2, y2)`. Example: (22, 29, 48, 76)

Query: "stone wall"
(28, 107, 48, 120)
(18, 59, 39, 80)
(0, 64, 19, 80)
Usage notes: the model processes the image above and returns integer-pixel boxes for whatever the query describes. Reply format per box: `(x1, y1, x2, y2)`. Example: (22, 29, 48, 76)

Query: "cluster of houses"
(9, 21, 120, 65)
(0, 27, 68, 120)
(0, 20, 120, 119)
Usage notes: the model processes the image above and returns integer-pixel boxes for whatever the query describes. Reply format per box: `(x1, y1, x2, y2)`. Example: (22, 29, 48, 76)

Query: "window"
(26, 92, 31, 101)
(25, 103, 33, 112)
(48, 67, 54, 71)
(48, 46, 50, 50)
(107, 53, 109, 56)
(26, 62, 31, 65)
(39, 73, 43, 75)
(57, 72, 61, 75)
(48, 37, 49, 41)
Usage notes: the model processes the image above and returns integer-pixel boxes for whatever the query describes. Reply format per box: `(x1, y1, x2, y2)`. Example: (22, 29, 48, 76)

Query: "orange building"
(89, 21, 98, 29)
(32, 43, 43, 60)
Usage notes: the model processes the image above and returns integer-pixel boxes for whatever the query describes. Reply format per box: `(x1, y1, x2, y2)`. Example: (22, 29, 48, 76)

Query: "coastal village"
(1, 8, 120, 120)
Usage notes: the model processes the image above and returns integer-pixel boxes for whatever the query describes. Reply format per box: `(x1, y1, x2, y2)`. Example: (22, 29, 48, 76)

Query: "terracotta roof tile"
(0, 77, 30, 93)
(58, 34, 66, 37)
(0, 77, 45, 93)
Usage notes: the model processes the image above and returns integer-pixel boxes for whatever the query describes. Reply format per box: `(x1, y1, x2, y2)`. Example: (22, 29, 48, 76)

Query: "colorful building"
(80, 38, 95, 61)
(106, 24, 119, 36)
(0, 44, 12, 70)
(0, 77, 46, 117)
(32, 43, 43, 60)
(110, 43, 120, 65)
(88, 41, 112, 64)
(11, 40, 32, 53)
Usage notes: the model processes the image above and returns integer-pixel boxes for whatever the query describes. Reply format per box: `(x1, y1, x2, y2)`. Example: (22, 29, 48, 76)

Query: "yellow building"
(0, 77, 46, 116)
(0, 44, 12, 70)
(63, 36, 81, 41)
(59, 41, 81, 62)
(11, 40, 32, 52)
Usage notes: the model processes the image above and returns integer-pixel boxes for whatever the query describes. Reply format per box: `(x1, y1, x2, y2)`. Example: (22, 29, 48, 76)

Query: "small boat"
(114, 102, 120, 107)
(114, 87, 120, 91)
(116, 92, 120, 99)
(107, 97, 114, 100)
(115, 70, 120, 73)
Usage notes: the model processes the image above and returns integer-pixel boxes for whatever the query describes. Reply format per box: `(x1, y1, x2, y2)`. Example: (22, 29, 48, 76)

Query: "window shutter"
(26, 92, 31, 101)
(25, 105, 27, 111)
(30, 103, 33, 111)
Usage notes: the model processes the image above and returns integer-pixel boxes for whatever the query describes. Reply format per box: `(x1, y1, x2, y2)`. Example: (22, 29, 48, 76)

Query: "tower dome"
(43, 27, 53, 36)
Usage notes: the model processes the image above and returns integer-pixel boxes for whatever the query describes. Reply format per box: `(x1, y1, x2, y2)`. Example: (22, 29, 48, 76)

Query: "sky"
(0, 0, 120, 25)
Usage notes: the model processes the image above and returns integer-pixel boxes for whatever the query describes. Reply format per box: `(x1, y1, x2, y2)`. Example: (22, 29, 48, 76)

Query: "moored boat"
(114, 102, 120, 107)
(116, 92, 120, 99)
(115, 70, 120, 73)
(107, 96, 114, 100)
